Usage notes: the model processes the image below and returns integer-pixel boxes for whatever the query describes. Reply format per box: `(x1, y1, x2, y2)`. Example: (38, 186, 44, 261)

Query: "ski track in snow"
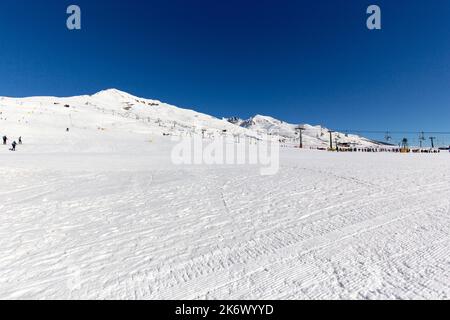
(0, 150, 449, 300)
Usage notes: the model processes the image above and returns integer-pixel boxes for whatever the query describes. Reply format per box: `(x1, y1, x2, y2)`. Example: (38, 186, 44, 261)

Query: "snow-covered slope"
(1, 89, 449, 300)
(0, 89, 261, 153)
(1, 88, 380, 152)
(1, 149, 449, 299)
(229, 115, 381, 148)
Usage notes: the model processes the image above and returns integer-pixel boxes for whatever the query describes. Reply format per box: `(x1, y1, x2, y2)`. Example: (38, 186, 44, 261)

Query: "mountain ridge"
(0, 88, 381, 149)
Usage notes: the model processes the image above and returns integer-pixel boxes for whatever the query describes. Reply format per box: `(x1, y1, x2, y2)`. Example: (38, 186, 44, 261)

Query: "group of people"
(2, 135, 22, 151)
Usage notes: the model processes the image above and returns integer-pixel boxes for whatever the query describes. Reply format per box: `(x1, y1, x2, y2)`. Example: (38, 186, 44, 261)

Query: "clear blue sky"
(0, 0, 449, 144)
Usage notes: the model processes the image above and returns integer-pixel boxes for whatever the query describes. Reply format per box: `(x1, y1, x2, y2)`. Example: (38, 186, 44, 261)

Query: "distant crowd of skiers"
(2, 135, 22, 151)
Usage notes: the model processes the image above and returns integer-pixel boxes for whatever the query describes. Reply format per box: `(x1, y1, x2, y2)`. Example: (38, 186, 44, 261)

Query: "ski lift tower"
(385, 131, 392, 143)
(328, 130, 334, 150)
(430, 136, 436, 149)
(295, 125, 305, 148)
(401, 137, 409, 153)
(419, 132, 426, 148)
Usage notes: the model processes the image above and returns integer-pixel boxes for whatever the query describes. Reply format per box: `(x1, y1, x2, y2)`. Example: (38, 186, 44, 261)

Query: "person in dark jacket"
(11, 141, 17, 151)
(2, 136, 7, 145)
(18, 137, 22, 144)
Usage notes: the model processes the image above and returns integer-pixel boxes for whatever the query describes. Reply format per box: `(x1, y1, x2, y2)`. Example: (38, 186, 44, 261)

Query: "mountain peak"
(251, 114, 283, 123)
(93, 88, 138, 100)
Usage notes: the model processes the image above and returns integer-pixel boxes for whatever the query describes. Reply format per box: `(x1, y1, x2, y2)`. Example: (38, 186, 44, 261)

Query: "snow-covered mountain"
(0, 89, 380, 151)
(228, 114, 382, 148)
(0, 89, 260, 153)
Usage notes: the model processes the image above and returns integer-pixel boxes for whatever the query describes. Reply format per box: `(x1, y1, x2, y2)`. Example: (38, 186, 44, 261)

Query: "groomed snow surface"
(0, 149, 449, 300)
(0, 90, 449, 299)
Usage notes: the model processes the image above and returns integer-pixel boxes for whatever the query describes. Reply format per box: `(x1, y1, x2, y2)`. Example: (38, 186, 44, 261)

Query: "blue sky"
(0, 0, 449, 144)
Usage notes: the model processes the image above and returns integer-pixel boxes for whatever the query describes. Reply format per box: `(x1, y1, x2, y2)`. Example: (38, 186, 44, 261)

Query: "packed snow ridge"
(0, 89, 380, 149)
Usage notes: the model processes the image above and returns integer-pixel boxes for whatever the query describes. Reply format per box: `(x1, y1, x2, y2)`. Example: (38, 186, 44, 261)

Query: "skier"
(10, 141, 17, 151)
(2, 136, 7, 145)
(18, 137, 22, 144)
